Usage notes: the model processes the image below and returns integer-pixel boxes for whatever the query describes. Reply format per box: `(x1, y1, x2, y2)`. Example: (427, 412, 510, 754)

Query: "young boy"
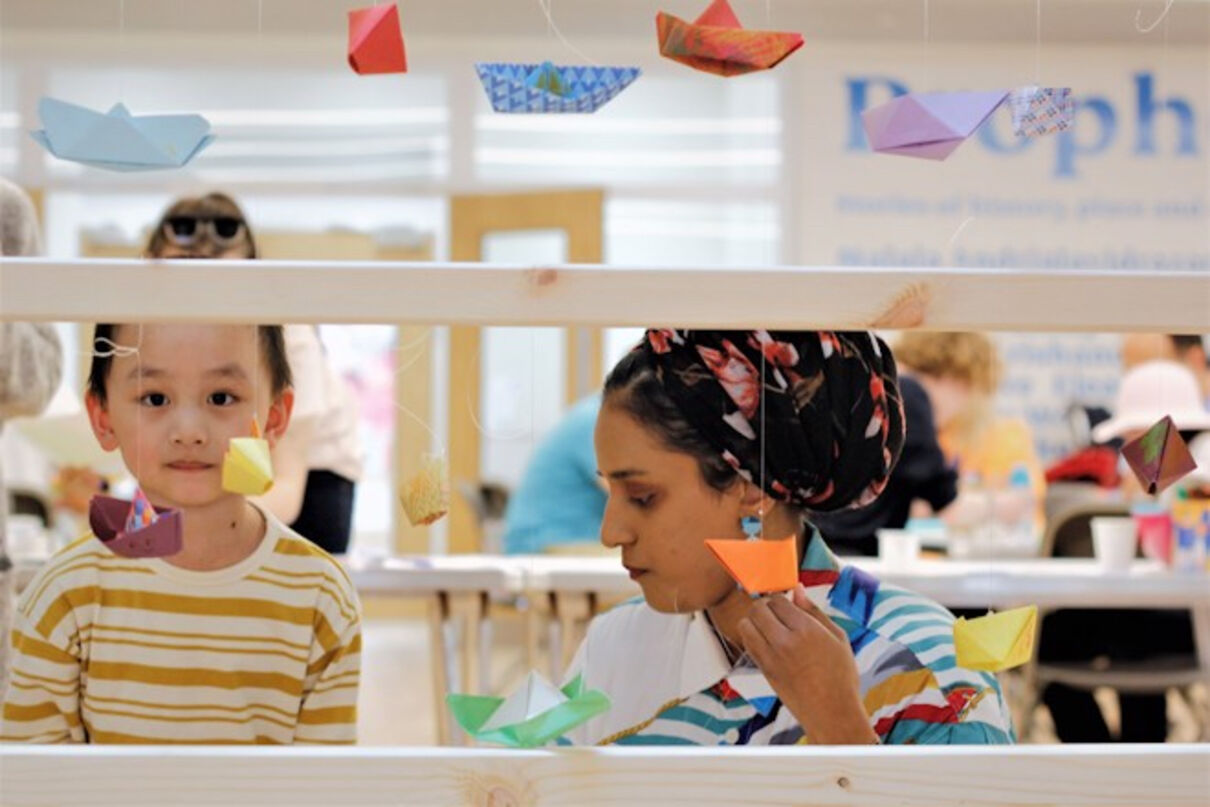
(1, 323, 361, 744)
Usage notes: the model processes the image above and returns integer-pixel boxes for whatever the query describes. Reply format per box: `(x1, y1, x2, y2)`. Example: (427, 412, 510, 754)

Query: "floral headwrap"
(642, 330, 905, 513)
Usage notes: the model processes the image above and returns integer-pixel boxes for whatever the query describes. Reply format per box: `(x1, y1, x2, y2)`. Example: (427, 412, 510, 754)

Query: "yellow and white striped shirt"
(1, 509, 361, 744)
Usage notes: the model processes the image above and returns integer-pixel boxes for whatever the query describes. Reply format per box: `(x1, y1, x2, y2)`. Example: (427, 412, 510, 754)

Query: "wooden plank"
(1, 745, 1207, 806)
(3, 258, 1207, 332)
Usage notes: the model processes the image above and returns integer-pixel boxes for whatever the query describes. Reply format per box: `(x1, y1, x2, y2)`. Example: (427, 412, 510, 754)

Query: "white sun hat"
(1092, 360, 1210, 443)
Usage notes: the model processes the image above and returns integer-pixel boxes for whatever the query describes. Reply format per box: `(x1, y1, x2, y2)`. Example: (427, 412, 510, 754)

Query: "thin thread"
(759, 334, 766, 540)
(1135, 0, 1175, 34)
(945, 216, 977, 256)
(118, 0, 126, 99)
(536, 0, 599, 65)
(1034, 0, 1042, 84)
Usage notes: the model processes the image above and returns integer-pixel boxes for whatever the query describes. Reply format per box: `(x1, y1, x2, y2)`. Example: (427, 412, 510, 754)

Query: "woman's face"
(594, 400, 744, 614)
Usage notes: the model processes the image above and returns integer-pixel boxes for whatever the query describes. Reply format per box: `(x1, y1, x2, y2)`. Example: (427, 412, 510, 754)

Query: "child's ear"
(263, 388, 294, 447)
(84, 390, 120, 452)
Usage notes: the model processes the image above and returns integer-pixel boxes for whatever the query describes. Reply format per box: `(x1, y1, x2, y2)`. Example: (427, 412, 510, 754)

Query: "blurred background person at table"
(1039, 359, 1207, 743)
(810, 373, 957, 556)
(0, 177, 63, 699)
(144, 192, 364, 554)
(502, 395, 607, 555)
(893, 332, 1046, 537)
(1121, 333, 1209, 407)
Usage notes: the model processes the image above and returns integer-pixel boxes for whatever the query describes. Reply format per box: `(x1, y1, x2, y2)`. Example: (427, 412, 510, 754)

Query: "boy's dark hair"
(87, 324, 292, 405)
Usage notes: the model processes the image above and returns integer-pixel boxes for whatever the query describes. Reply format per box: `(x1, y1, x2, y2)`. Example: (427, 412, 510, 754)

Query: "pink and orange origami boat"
(656, 0, 803, 77)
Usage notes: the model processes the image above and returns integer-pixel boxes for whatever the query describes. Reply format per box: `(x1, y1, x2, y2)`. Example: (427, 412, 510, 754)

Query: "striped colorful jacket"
(562, 532, 1014, 745)
(1, 509, 360, 744)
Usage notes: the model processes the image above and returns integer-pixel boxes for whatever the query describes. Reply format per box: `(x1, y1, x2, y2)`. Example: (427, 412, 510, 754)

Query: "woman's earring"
(741, 515, 762, 541)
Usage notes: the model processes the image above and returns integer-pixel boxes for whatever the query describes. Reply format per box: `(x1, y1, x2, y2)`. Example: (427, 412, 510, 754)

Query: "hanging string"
(536, 0, 599, 66)
(1135, 0, 1175, 34)
(1034, 0, 1042, 85)
(118, 0, 126, 100)
(922, 0, 932, 86)
(759, 334, 767, 540)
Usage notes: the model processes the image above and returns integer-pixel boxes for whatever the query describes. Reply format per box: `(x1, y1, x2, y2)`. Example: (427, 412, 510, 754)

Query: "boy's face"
(85, 324, 292, 509)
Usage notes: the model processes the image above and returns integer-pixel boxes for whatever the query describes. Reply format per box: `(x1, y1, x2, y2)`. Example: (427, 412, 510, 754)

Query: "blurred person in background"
(0, 177, 63, 698)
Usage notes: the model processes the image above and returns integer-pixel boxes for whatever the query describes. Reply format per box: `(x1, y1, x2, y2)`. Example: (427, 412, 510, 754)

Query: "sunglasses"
(161, 215, 248, 248)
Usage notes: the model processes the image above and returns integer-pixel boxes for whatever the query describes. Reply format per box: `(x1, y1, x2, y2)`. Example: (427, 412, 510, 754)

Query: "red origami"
(656, 0, 803, 77)
(348, 4, 407, 75)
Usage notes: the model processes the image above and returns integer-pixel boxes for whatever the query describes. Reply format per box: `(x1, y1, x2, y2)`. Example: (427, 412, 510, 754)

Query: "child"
(1, 322, 361, 744)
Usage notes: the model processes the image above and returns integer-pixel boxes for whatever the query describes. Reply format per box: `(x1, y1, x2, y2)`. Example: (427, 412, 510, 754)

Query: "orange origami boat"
(704, 536, 799, 594)
(656, 0, 804, 77)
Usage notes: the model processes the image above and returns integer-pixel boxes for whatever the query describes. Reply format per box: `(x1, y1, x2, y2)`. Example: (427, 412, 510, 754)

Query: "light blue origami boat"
(30, 96, 215, 171)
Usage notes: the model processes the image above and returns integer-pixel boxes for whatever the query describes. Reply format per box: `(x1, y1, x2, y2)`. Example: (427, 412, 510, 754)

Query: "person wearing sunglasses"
(143, 193, 363, 556)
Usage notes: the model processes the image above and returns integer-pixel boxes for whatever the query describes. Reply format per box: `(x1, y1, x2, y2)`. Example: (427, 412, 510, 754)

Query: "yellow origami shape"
(400, 453, 449, 526)
(953, 605, 1037, 672)
(222, 420, 274, 495)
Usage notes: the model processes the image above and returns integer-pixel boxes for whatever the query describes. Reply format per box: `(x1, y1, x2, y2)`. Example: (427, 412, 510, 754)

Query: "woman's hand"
(738, 584, 877, 745)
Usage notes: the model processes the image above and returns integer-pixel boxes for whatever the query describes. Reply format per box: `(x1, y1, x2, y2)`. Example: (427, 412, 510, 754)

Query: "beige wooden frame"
(2, 745, 1207, 806)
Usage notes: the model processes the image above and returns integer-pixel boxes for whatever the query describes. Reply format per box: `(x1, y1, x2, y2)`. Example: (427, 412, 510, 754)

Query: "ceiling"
(1, 0, 1207, 45)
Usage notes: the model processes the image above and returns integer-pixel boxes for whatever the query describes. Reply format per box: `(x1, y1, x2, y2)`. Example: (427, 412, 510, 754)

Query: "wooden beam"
(1, 745, 1206, 806)
(4, 259, 1207, 332)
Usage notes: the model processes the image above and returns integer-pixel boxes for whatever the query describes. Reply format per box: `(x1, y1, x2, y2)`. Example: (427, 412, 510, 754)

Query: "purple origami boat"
(89, 494, 183, 558)
(862, 90, 1009, 160)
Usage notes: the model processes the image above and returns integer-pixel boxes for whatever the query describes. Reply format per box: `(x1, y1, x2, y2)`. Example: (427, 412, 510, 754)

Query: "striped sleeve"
(293, 560, 362, 745)
(1, 570, 86, 743)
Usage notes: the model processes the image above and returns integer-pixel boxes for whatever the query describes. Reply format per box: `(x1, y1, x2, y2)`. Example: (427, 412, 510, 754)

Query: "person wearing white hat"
(1092, 359, 1210, 444)
(1041, 359, 1205, 743)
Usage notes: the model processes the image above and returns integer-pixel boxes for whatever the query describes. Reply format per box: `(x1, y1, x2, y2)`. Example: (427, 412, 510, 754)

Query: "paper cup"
(877, 529, 921, 568)
(1091, 517, 1138, 572)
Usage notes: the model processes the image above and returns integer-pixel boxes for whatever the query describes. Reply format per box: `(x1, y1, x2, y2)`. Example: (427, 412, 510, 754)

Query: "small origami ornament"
(222, 419, 274, 496)
(30, 97, 214, 172)
(862, 90, 1009, 160)
(399, 453, 450, 526)
(89, 491, 182, 558)
(447, 671, 610, 747)
(704, 536, 798, 594)
(656, 0, 804, 77)
(1007, 86, 1074, 138)
(347, 3, 407, 75)
(953, 605, 1037, 672)
(527, 61, 572, 97)
(474, 62, 641, 114)
(1121, 415, 1198, 495)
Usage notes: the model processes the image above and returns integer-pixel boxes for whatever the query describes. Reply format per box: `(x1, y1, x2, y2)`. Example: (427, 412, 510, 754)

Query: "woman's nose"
(599, 498, 637, 549)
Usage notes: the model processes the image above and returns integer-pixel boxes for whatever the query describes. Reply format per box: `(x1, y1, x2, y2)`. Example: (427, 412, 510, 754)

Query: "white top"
(285, 325, 363, 483)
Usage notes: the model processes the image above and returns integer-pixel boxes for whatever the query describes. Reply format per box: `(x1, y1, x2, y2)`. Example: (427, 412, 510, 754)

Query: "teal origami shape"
(526, 61, 574, 98)
(446, 671, 610, 747)
(30, 96, 214, 172)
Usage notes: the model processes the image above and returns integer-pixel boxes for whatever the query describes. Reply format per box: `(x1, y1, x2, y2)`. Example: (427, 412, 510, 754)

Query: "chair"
(1020, 501, 1207, 741)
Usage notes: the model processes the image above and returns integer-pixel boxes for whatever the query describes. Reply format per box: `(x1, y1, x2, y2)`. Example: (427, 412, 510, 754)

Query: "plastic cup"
(1132, 509, 1173, 566)
(1091, 517, 1138, 572)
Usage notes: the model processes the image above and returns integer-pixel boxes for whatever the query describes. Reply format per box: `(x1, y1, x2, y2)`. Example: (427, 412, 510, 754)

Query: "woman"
(562, 330, 1014, 745)
(145, 193, 363, 553)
